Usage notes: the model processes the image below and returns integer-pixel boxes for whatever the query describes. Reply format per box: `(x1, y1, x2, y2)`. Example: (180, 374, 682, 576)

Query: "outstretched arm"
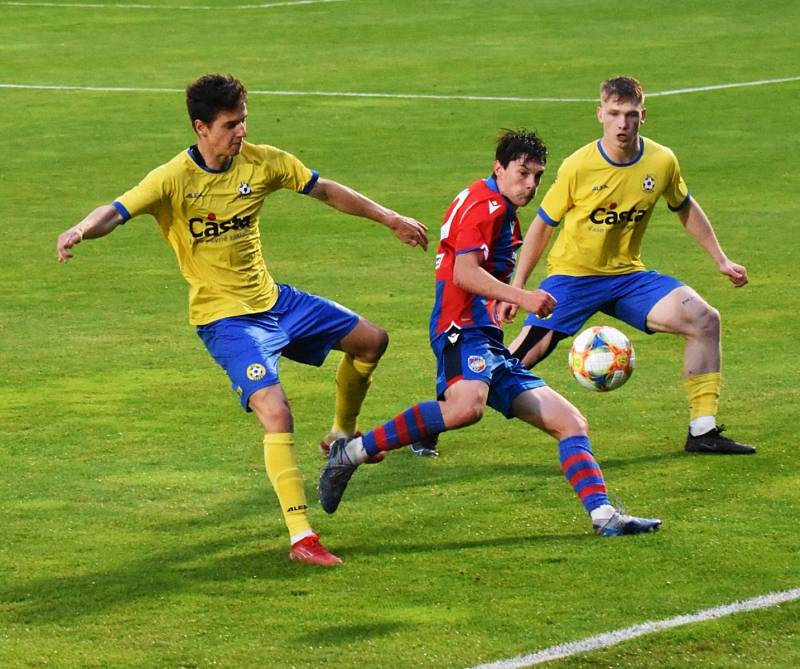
(308, 177, 428, 251)
(512, 214, 555, 290)
(677, 198, 748, 287)
(453, 251, 555, 319)
(56, 204, 124, 263)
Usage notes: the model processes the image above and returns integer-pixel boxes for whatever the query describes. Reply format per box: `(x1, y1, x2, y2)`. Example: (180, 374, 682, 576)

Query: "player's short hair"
(186, 74, 248, 126)
(600, 76, 645, 105)
(495, 129, 547, 168)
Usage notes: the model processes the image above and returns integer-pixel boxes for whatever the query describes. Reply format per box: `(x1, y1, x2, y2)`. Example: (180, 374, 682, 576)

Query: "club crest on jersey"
(238, 181, 253, 197)
(468, 355, 487, 373)
(642, 175, 656, 193)
(246, 363, 266, 381)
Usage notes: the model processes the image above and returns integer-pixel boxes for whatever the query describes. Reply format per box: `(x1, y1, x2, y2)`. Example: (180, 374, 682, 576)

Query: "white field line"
(0, 83, 592, 103)
(468, 587, 800, 669)
(0, 76, 798, 103)
(0, 0, 342, 9)
(648, 75, 800, 97)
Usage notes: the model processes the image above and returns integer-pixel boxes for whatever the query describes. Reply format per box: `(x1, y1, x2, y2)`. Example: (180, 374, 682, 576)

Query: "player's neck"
(599, 136, 640, 164)
(195, 141, 232, 171)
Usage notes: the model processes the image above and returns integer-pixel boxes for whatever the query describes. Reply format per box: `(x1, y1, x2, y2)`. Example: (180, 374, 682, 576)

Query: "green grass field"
(1, 1, 799, 667)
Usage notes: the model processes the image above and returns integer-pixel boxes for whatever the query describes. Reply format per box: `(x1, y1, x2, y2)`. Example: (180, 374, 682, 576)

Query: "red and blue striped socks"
(362, 401, 445, 457)
(558, 435, 610, 513)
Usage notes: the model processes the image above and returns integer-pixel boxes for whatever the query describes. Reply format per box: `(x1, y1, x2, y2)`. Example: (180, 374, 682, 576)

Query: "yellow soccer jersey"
(538, 136, 690, 276)
(113, 141, 317, 325)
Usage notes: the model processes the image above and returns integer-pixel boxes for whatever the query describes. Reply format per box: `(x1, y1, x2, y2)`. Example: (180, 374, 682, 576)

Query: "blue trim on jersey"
(538, 206, 559, 226)
(455, 245, 485, 256)
(187, 146, 231, 173)
(301, 169, 320, 194)
(429, 279, 446, 341)
(596, 137, 644, 167)
(112, 200, 131, 222)
(668, 192, 692, 212)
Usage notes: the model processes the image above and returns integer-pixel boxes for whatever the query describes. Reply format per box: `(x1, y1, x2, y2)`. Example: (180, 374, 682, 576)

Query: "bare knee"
(689, 305, 721, 340)
(549, 406, 589, 442)
(342, 321, 389, 363)
(362, 326, 389, 363)
(443, 397, 486, 429)
(249, 387, 294, 432)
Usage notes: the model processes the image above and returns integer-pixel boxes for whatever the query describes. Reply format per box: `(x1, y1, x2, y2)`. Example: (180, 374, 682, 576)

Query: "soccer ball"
(568, 326, 635, 392)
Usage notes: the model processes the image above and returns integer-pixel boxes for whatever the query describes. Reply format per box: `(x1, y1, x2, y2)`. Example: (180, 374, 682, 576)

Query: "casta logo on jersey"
(188, 213, 253, 238)
(589, 202, 647, 225)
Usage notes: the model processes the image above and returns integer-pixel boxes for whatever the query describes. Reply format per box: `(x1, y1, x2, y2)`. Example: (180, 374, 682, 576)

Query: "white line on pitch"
(0, 0, 342, 9)
(0, 83, 593, 103)
(468, 587, 800, 669)
(649, 75, 800, 97)
(0, 76, 798, 103)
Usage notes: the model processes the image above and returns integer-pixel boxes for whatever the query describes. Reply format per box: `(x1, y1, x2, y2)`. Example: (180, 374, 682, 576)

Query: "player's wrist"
(75, 222, 93, 240)
(379, 209, 399, 227)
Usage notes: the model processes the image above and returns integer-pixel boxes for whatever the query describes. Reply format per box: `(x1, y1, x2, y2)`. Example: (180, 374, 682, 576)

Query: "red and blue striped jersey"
(429, 177, 523, 340)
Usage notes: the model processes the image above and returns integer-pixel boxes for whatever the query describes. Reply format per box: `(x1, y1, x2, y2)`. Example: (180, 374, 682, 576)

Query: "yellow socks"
(685, 372, 721, 435)
(331, 354, 378, 436)
(263, 433, 312, 543)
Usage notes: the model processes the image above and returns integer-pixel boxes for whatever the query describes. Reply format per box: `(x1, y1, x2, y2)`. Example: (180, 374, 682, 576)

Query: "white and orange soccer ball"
(568, 326, 635, 392)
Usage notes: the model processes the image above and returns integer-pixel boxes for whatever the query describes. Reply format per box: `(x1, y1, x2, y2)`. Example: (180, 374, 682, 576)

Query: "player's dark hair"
(186, 73, 248, 126)
(600, 76, 645, 105)
(495, 129, 547, 169)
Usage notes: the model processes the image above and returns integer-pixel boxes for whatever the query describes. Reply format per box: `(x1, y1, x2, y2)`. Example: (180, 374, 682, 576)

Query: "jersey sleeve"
(113, 165, 169, 222)
(663, 150, 690, 211)
(537, 161, 575, 226)
(264, 147, 317, 194)
(453, 199, 501, 262)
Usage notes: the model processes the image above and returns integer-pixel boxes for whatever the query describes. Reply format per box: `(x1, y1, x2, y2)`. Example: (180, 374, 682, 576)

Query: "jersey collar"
(187, 145, 233, 173)
(596, 137, 644, 167)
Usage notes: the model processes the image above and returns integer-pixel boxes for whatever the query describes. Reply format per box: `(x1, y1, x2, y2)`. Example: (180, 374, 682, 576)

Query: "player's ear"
(640, 107, 647, 124)
(596, 106, 604, 124)
(193, 118, 207, 137)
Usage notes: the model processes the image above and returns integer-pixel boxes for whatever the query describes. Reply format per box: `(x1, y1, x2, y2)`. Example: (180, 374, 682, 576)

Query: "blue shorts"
(523, 271, 684, 334)
(432, 326, 546, 418)
(196, 284, 359, 411)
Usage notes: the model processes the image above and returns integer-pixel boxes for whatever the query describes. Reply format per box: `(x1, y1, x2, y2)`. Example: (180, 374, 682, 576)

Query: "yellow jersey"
(113, 141, 316, 325)
(538, 136, 690, 277)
